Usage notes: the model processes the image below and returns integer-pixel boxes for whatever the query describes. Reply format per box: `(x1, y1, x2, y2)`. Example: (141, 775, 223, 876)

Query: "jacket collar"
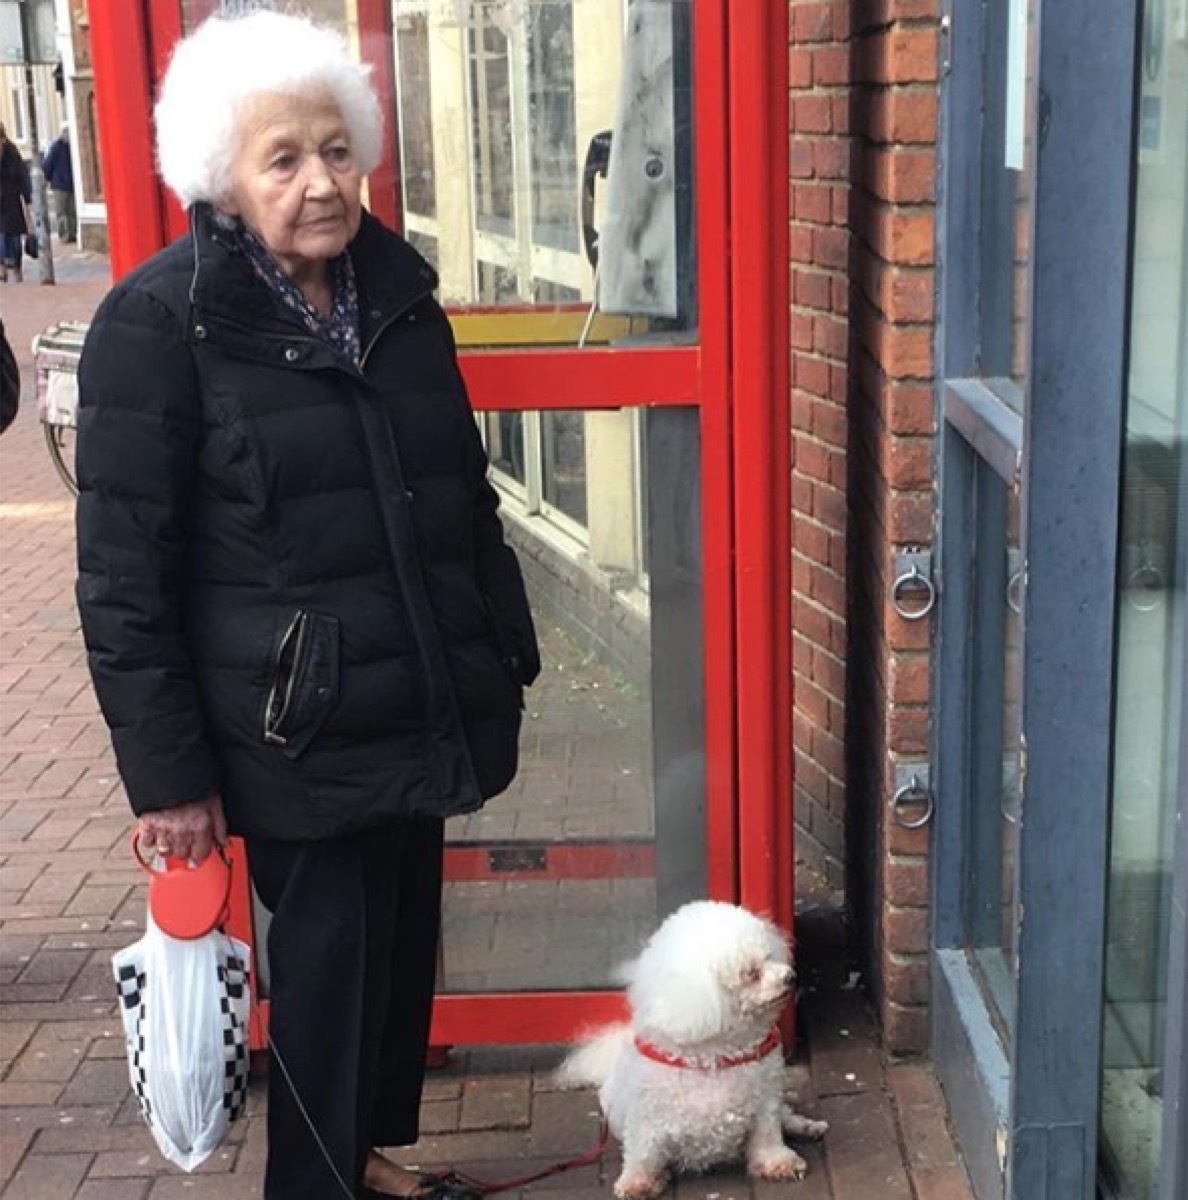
(186, 203, 438, 351)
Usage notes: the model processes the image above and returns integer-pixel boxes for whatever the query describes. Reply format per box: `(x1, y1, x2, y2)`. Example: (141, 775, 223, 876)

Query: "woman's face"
(220, 90, 363, 284)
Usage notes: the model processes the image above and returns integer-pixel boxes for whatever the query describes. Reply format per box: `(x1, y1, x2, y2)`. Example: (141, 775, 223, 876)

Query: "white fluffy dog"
(559, 901, 827, 1198)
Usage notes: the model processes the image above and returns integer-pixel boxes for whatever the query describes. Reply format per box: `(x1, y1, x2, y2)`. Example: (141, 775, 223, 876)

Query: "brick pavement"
(0, 249, 973, 1199)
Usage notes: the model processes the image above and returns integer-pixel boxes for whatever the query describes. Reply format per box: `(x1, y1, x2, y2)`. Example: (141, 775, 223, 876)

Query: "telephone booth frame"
(88, 0, 792, 1050)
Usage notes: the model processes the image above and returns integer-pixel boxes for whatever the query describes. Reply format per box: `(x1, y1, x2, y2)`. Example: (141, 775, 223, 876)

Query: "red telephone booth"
(88, 0, 792, 1051)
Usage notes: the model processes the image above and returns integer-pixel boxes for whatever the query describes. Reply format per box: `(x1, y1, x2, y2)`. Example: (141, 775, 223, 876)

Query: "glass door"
(379, 0, 737, 1041)
(385, 0, 706, 1011)
(933, 1, 1145, 1196)
(1099, 2, 1188, 1194)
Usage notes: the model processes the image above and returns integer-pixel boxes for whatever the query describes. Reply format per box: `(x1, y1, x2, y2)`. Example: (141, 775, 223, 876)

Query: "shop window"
(468, 13, 514, 234)
(532, 280, 581, 305)
(456, 0, 585, 301)
(395, 10, 436, 219)
(3, 71, 27, 143)
(485, 412, 527, 494)
(477, 260, 519, 304)
(541, 411, 587, 528)
(481, 407, 652, 601)
(395, 0, 655, 601)
(406, 230, 438, 269)
(526, 0, 578, 253)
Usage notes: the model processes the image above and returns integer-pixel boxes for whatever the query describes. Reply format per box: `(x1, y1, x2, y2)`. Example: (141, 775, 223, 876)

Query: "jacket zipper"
(251, 299, 430, 753)
(355, 289, 461, 797)
(264, 611, 309, 746)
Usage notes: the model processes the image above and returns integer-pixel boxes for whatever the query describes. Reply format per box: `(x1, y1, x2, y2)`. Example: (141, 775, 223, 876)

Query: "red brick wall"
(790, 0, 939, 1053)
(790, 0, 853, 894)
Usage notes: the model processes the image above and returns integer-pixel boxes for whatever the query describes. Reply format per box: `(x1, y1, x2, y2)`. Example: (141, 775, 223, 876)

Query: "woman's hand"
(138, 795, 227, 865)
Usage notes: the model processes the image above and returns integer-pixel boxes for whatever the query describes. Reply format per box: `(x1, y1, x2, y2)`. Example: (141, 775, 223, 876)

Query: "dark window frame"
(931, 0, 1143, 1196)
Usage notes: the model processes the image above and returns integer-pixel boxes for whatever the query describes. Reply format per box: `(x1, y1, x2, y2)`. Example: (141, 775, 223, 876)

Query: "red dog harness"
(633, 1024, 782, 1070)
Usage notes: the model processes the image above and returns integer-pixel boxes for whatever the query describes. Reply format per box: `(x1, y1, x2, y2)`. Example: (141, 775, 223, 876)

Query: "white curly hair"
(155, 8, 384, 209)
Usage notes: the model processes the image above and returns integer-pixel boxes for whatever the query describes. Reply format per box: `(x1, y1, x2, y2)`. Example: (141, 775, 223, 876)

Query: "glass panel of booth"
(391, 0, 696, 345)
(1099, 1, 1187, 1193)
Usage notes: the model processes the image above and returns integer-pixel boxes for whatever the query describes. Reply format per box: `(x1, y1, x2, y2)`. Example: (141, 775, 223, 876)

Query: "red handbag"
(132, 833, 232, 940)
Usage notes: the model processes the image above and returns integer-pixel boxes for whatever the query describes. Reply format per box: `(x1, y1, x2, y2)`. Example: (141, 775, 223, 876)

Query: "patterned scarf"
(220, 220, 361, 368)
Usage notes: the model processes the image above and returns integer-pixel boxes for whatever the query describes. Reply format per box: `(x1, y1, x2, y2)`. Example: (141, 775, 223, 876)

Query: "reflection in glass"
(442, 408, 700, 992)
(542, 411, 588, 526)
(395, 10, 436, 217)
(478, 261, 520, 305)
(186, 1, 696, 338)
(483, 408, 654, 554)
(390, 0, 696, 340)
(407, 230, 438, 268)
(533, 280, 582, 305)
(528, 1, 578, 251)
(967, 465, 1022, 1034)
(485, 412, 527, 489)
(469, 13, 514, 230)
(1099, 4, 1186, 1191)
(979, 0, 1035, 390)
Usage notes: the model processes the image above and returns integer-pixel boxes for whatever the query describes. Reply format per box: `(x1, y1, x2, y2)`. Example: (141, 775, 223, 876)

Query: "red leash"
(435, 1119, 609, 1197)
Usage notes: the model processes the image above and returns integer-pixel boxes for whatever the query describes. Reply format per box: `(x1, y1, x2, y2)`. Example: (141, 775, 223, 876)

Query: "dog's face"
(627, 902, 793, 1054)
(727, 943, 795, 1017)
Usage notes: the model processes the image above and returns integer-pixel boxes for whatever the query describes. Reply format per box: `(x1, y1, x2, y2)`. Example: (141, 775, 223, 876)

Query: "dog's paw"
(784, 1113, 829, 1141)
(614, 1168, 669, 1199)
(749, 1147, 808, 1182)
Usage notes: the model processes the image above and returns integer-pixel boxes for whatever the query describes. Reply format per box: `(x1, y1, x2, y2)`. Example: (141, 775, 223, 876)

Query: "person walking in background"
(42, 125, 76, 243)
(74, 11, 538, 1200)
(0, 316, 19, 433)
(0, 122, 32, 283)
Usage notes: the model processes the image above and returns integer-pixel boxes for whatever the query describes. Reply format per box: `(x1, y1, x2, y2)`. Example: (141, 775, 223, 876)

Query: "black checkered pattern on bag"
(219, 951, 250, 1119)
(115, 962, 153, 1121)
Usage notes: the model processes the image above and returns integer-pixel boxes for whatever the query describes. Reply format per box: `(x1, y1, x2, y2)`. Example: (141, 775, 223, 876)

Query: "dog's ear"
(630, 957, 732, 1046)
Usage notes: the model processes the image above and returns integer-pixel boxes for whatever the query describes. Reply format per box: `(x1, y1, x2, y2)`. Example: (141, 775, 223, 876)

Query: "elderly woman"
(76, 12, 538, 1200)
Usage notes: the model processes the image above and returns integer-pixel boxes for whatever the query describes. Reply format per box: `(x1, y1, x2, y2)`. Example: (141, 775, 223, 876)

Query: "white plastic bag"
(111, 915, 252, 1171)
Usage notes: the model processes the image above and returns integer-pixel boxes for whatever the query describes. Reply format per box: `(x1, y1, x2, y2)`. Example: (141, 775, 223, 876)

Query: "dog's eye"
(743, 964, 763, 983)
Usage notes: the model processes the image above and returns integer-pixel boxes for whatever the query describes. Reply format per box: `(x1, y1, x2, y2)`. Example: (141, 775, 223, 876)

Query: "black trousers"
(246, 819, 444, 1200)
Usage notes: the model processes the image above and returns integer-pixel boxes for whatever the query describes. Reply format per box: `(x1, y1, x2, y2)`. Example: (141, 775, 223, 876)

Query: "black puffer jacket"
(76, 206, 539, 840)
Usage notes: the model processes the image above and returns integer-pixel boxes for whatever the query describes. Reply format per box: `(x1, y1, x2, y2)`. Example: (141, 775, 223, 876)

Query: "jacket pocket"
(262, 610, 340, 759)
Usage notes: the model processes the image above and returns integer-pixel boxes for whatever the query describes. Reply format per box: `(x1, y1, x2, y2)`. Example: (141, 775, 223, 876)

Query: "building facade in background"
(0, 0, 106, 250)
